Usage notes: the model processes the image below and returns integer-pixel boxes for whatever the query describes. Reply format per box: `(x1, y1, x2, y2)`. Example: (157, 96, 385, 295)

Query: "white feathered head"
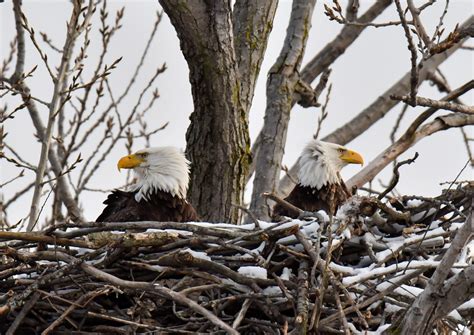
(298, 140, 364, 189)
(117, 146, 190, 202)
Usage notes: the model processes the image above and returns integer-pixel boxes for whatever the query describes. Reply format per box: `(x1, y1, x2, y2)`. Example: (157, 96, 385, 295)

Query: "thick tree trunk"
(249, 0, 316, 221)
(233, 0, 278, 113)
(159, 0, 249, 223)
(159, 1, 276, 223)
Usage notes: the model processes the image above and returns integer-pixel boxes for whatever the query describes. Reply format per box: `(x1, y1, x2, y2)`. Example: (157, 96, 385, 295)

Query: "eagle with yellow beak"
(96, 147, 198, 222)
(272, 140, 364, 219)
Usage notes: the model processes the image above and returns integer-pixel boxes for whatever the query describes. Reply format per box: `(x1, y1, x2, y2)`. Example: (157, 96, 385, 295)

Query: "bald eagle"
(96, 147, 198, 222)
(272, 140, 363, 220)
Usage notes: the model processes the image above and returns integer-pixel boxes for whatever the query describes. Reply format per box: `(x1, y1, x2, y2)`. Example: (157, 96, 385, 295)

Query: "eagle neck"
(298, 155, 341, 190)
(132, 167, 187, 202)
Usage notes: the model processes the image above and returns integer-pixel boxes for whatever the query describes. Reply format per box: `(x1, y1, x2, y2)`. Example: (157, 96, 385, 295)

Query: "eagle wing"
(272, 181, 351, 220)
(96, 190, 199, 222)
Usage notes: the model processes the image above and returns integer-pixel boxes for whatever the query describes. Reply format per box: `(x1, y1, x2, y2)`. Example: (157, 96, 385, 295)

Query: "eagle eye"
(138, 152, 148, 158)
(338, 148, 345, 153)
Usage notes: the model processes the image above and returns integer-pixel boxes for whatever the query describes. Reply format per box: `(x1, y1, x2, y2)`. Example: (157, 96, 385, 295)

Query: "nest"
(0, 185, 472, 334)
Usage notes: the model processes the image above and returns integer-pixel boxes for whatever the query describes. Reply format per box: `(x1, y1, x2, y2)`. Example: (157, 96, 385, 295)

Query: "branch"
(378, 152, 419, 199)
(11, 0, 25, 82)
(406, 0, 432, 49)
(278, 16, 474, 196)
(391, 92, 474, 114)
(399, 200, 473, 334)
(395, 0, 419, 105)
(347, 112, 474, 189)
(301, 0, 392, 83)
(27, 1, 94, 231)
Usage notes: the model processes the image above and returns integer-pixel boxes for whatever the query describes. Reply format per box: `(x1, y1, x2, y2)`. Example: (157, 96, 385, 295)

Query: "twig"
(232, 298, 252, 329)
(378, 152, 419, 200)
(392, 92, 474, 115)
(314, 83, 332, 139)
(5, 291, 40, 335)
(395, 0, 419, 105)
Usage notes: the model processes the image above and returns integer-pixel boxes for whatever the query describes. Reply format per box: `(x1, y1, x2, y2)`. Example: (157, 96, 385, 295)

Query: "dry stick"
(45, 251, 240, 335)
(0, 231, 88, 248)
(294, 261, 309, 334)
(400, 200, 474, 334)
(294, 230, 368, 329)
(392, 94, 474, 114)
(378, 152, 419, 200)
(232, 298, 252, 329)
(395, 0, 419, 105)
(314, 83, 332, 140)
(333, 286, 350, 335)
(262, 192, 303, 217)
(84, 311, 162, 331)
(347, 80, 474, 189)
(53, 221, 250, 239)
(319, 269, 425, 326)
(406, 0, 432, 49)
(41, 289, 110, 335)
(5, 291, 40, 335)
(7, 250, 228, 333)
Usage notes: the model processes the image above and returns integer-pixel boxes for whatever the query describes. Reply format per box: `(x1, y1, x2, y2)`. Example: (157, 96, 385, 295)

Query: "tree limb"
(399, 200, 473, 334)
(278, 16, 474, 196)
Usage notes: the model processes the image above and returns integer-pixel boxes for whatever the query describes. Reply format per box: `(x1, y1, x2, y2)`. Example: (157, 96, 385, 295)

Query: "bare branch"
(392, 91, 474, 115)
(395, 0, 419, 105)
(279, 16, 474, 196)
(27, 1, 94, 231)
(399, 200, 473, 334)
(347, 112, 474, 189)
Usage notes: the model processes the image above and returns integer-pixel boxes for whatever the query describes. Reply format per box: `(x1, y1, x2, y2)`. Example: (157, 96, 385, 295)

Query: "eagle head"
(117, 147, 190, 201)
(298, 140, 363, 190)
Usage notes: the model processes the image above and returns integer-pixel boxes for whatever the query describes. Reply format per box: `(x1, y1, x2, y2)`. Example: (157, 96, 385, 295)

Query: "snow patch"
(238, 266, 268, 279)
(458, 299, 474, 310)
(406, 199, 423, 208)
(181, 248, 211, 261)
(263, 286, 282, 295)
(281, 267, 292, 280)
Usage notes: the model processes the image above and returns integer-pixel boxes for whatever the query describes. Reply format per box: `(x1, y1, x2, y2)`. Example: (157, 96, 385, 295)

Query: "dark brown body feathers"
(272, 181, 351, 220)
(96, 189, 198, 222)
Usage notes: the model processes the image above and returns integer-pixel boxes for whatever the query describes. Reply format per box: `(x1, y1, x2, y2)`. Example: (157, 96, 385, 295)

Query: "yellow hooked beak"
(340, 149, 364, 165)
(117, 154, 145, 171)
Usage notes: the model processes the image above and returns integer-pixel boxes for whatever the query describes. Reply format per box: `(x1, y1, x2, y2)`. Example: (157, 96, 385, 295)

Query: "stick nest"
(1, 185, 472, 334)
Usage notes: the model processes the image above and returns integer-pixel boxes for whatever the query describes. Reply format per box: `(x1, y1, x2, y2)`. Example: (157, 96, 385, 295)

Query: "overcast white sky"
(1, 0, 473, 224)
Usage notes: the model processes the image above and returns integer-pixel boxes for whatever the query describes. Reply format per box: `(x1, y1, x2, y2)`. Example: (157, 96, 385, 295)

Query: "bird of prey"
(97, 147, 198, 222)
(272, 140, 363, 220)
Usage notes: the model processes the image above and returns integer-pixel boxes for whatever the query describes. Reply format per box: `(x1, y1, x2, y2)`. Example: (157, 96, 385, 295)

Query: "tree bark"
(249, 0, 316, 221)
(159, 0, 247, 223)
(233, 0, 279, 114)
(160, 1, 276, 223)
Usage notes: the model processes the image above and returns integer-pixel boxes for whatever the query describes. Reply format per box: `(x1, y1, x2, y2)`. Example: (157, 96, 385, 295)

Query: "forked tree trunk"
(159, 1, 276, 223)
